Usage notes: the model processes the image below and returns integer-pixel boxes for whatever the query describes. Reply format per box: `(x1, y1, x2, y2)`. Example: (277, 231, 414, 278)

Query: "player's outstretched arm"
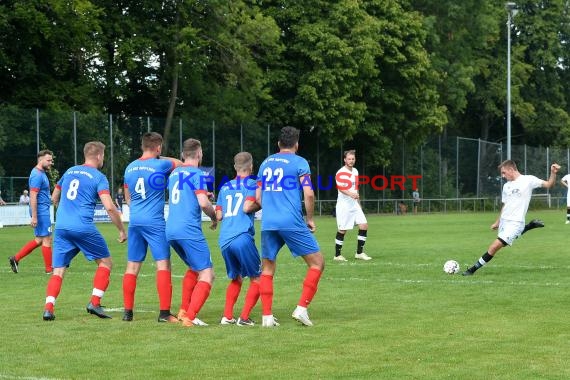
(543, 163, 561, 189)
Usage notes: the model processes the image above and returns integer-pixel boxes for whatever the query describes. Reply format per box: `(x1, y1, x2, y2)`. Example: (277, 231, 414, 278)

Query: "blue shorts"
(169, 238, 213, 271)
(53, 228, 111, 268)
(35, 214, 52, 237)
(220, 233, 261, 280)
(261, 229, 320, 261)
(127, 224, 170, 262)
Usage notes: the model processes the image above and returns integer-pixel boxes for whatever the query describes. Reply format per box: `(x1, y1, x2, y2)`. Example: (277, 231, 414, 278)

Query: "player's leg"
(43, 229, 74, 321)
(260, 231, 283, 327)
(284, 229, 324, 326)
(220, 244, 242, 324)
(147, 226, 176, 322)
(122, 226, 146, 321)
(37, 215, 53, 273)
(43, 267, 67, 321)
(180, 239, 214, 326)
(334, 230, 347, 261)
(354, 211, 370, 260)
(236, 235, 261, 326)
(10, 236, 42, 273)
(463, 239, 505, 276)
(334, 203, 351, 261)
(567, 195, 570, 224)
(170, 240, 198, 320)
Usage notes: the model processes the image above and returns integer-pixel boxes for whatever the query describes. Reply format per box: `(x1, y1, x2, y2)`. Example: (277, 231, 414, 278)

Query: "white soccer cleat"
(192, 317, 208, 326)
(333, 255, 348, 262)
(354, 252, 372, 261)
(261, 315, 280, 327)
(292, 306, 313, 327)
(566, 221, 569, 224)
(220, 316, 236, 325)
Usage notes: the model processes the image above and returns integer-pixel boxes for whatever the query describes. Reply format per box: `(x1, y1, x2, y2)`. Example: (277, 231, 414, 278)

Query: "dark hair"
(278, 126, 300, 149)
(142, 132, 163, 151)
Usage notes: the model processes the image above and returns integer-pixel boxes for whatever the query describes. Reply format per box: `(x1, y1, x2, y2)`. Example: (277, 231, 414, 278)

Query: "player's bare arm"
(51, 187, 61, 208)
(198, 192, 217, 230)
(302, 175, 316, 232)
(123, 186, 131, 206)
(29, 189, 39, 226)
(243, 186, 262, 213)
(543, 163, 561, 188)
(100, 193, 127, 243)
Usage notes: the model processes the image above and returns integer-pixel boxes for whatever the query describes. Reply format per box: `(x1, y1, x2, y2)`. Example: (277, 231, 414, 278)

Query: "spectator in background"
(19, 190, 30, 205)
(412, 188, 421, 214)
(115, 187, 124, 211)
(0, 190, 6, 206)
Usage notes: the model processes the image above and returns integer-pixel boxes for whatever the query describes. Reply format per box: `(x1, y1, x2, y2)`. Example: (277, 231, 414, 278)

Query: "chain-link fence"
(1, 108, 569, 210)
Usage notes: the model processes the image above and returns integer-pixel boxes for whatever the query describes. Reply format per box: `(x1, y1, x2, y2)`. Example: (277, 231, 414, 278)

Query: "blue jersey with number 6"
(257, 152, 311, 231)
(55, 165, 110, 231)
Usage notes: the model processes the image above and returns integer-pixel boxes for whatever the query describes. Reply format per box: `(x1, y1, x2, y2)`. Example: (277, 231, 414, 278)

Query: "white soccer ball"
(443, 260, 460, 274)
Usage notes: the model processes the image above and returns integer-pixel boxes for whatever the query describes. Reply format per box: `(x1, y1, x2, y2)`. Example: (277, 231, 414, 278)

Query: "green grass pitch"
(1, 210, 570, 379)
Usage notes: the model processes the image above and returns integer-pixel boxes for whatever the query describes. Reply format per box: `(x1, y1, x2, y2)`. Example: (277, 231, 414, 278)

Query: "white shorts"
(497, 219, 525, 246)
(336, 203, 367, 230)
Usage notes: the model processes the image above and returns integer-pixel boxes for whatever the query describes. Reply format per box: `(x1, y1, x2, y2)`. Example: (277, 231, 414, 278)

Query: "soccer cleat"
(220, 316, 236, 325)
(462, 269, 475, 276)
(354, 252, 372, 261)
(43, 310, 55, 321)
(9, 256, 18, 273)
(566, 221, 569, 225)
(177, 308, 187, 321)
(292, 306, 314, 327)
(237, 317, 255, 327)
(192, 317, 208, 326)
(158, 313, 179, 323)
(261, 315, 280, 327)
(333, 255, 348, 262)
(122, 309, 133, 322)
(86, 302, 112, 319)
(521, 219, 545, 235)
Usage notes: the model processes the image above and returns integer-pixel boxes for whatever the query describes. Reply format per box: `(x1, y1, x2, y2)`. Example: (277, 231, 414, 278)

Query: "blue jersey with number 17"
(55, 164, 110, 232)
(217, 177, 256, 249)
(257, 152, 311, 231)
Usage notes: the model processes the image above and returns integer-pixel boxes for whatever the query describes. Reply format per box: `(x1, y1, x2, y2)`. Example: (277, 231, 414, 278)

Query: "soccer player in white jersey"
(333, 150, 371, 262)
(560, 173, 570, 224)
(463, 160, 560, 276)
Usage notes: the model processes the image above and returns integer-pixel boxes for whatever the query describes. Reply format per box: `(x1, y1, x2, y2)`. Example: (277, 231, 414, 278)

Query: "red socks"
(14, 240, 40, 261)
(122, 273, 137, 310)
(156, 270, 172, 311)
(240, 280, 260, 320)
(223, 280, 242, 319)
(180, 270, 198, 312)
(41, 246, 52, 272)
(298, 268, 322, 308)
(186, 281, 211, 320)
(45, 274, 63, 312)
(90, 266, 111, 307)
(259, 274, 274, 315)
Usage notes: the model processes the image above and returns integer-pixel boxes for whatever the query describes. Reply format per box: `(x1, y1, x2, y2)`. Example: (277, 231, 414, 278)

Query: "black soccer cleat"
(86, 302, 112, 319)
(157, 312, 178, 323)
(43, 310, 55, 321)
(9, 256, 18, 273)
(122, 309, 133, 322)
(521, 219, 545, 235)
(462, 269, 475, 276)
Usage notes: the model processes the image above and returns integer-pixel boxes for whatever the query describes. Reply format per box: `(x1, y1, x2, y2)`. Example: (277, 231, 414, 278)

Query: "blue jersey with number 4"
(55, 165, 110, 231)
(124, 157, 174, 226)
(217, 177, 256, 249)
(257, 152, 311, 231)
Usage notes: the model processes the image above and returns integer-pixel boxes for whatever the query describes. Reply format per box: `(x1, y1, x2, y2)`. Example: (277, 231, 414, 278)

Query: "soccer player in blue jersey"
(244, 126, 325, 327)
(122, 132, 182, 323)
(216, 152, 261, 326)
(42, 141, 127, 321)
(166, 138, 217, 327)
(9, 150, 54, 274)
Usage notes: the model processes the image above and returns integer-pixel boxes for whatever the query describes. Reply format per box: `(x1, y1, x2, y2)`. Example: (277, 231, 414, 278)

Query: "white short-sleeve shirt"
(501, 175, 543, 222)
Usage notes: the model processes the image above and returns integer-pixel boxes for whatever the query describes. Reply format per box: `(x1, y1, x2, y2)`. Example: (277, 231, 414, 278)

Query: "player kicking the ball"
(463, 160, 559, 276)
